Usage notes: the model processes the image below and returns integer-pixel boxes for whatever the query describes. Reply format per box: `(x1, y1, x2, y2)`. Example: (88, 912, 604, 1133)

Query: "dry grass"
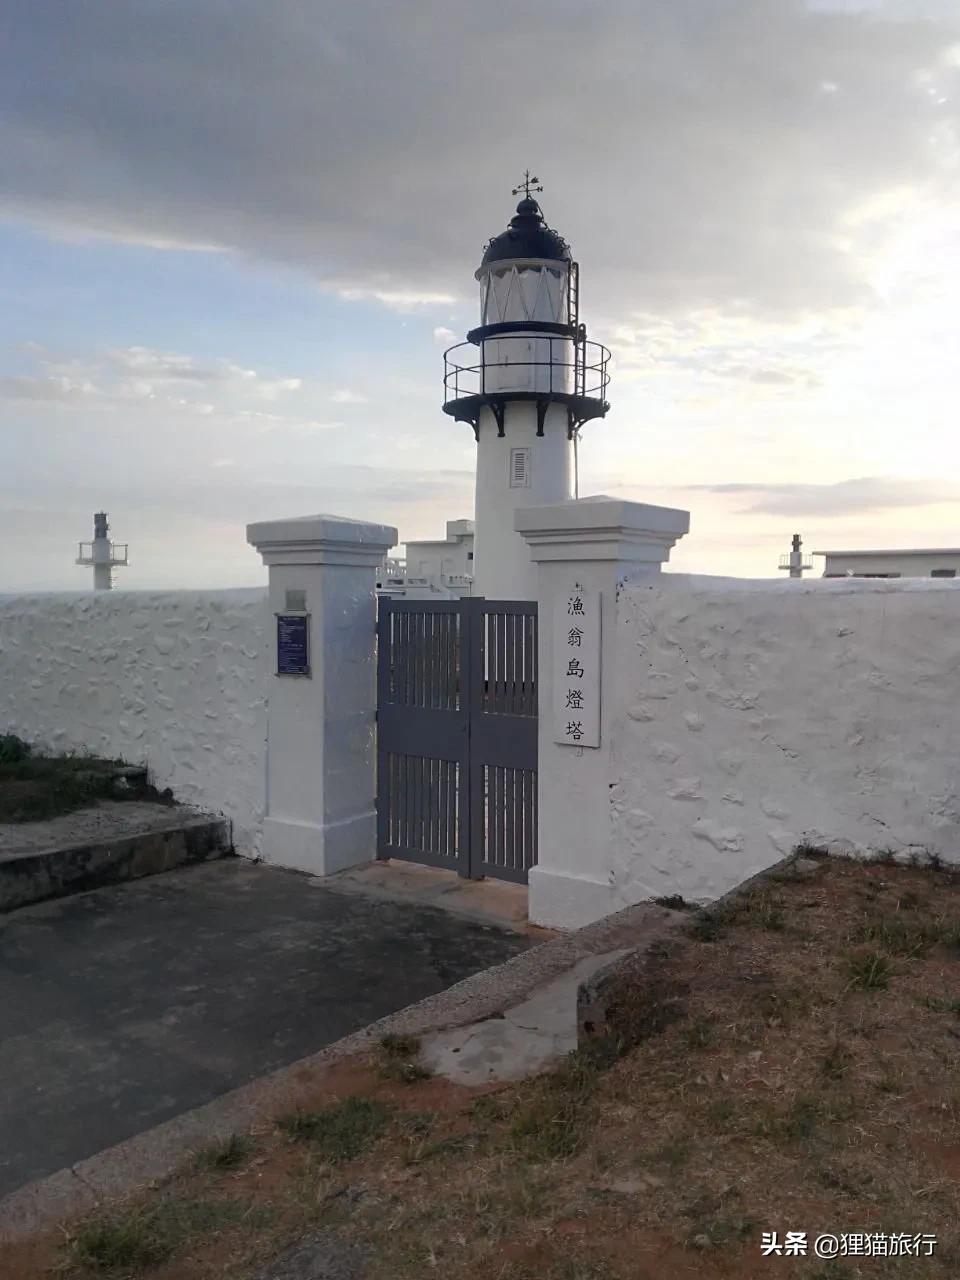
(9, 856, 960, 1279)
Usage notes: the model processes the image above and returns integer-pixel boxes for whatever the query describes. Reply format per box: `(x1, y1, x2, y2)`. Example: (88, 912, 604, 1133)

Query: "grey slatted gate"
(376, 598, 537, 883)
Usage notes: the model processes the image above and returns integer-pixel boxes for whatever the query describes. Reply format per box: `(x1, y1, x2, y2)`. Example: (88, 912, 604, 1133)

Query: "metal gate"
(376, 598, 537, 883)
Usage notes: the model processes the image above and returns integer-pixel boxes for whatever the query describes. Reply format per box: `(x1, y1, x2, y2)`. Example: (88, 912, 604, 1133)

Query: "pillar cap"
(247, 514, 398, 568)
(515, 496, 690, 564)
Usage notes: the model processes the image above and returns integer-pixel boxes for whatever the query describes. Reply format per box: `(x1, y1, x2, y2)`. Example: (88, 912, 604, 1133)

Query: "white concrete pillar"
(247, 513, 397, 877)
(515, 497, 690, 929)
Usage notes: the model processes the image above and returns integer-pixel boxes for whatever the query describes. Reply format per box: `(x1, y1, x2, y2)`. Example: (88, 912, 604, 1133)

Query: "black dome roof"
(480, 198, 571, 267)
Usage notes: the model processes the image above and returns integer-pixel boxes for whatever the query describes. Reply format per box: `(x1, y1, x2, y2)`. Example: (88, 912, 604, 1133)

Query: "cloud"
(0, 346, 306, 412)
(1, 1, 957, 322)
(103, 347, 302, 398)
(330, 388, 368, 404)
(0, 374, 97, 402)
(690, 476, 960, 515)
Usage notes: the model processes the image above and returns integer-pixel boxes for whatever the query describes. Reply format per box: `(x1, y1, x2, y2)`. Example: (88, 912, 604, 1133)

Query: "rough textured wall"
(0, 589, 267, 855)
(610, 575, 960, 904)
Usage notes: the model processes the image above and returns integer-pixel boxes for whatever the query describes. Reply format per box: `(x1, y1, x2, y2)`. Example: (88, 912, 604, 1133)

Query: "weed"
(508, 1089, 584, 1161)
(856, 915, 936, 957)
(688, 909, 730, 943)
(379, 1032, 420, 1058)
(402, 1132, 473, 1166)
(396, 1110, 437, 1137)
(845, 949, 892, 991)
(66, 1207, 173, 1272)
(0, 734, 30, 764)
(810, 1263, 855, 1280)
(505, 1046, 615, 1160)
(872, 848, 899, 866)
(793, 842, 829, 859)
(64, 1197, 266, 1274)
(192, 1132, 254, 1173)
(704, 1097, 736, 1129)
(470, 1093, 509, 1125)
(276, 1097, 392, 1163)
(376, 1032, 431, 1083)
(814, 1158, 875, 1197)
(653, 894, 692, 911)
(648, 1138, 692, 1173)
(821, 1042, 852, 1081)
(685, 1214, 755, 1248)
(738, 891, 788, 931)
(782, 1096, 821, 1141)
(683, 1017, 713, 1050)
(875, 1070, 906, 1095)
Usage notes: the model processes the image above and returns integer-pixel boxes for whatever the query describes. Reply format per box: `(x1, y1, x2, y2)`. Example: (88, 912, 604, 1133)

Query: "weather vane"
(512, 169, 543, 200)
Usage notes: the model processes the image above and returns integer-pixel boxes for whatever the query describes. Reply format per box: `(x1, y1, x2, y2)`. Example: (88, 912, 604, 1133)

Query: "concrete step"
(0, 810, 232, 913)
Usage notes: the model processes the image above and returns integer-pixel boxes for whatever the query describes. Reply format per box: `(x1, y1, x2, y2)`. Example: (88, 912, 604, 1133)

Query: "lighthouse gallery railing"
(443, 334, 610, 406)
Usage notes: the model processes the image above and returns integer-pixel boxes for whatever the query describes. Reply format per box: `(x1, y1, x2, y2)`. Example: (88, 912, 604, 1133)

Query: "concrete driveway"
(0, 859, 535, 1199)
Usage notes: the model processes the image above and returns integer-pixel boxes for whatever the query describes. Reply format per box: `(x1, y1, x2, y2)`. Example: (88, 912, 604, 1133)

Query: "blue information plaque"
(276, 614, 310, 676)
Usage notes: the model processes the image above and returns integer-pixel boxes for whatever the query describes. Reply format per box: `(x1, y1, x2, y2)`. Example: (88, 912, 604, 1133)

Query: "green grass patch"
(508, 1088, 584, 1161)
(276, 1096, 392, 1162)
(64, 1196, 269, 1274)
(845, 949, 892, 991)
(506, 1044, 618, 1162)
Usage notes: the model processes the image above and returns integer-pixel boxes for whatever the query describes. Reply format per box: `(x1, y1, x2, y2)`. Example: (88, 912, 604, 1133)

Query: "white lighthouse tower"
(75, 512, 129, 590)
(442, 175, 610, 599)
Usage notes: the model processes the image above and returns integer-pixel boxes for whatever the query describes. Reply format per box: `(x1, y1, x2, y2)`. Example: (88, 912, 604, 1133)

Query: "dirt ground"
(7, 852, 960, 1279)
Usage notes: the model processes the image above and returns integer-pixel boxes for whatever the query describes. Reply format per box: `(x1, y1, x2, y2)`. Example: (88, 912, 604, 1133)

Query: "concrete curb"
(0, 898, 678, 1241)
(0, 815, 233, 913)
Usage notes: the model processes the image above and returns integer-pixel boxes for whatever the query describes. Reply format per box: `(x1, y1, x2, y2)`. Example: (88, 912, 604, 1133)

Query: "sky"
(1, 0, 959, 591)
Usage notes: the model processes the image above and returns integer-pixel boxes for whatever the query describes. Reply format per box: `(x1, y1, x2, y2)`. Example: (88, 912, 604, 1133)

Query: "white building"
(814, 548, 960, 579)
(376, 519, 474, 598)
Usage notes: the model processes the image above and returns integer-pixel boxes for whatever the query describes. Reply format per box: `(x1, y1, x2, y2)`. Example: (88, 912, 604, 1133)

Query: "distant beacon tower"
(75, 512, 129, 590)
(442, 173, 610, 599)
(778, 533, 812, 580)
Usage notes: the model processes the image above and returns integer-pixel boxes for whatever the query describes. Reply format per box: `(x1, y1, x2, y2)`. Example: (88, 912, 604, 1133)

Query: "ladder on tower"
(567, 262, 588, 397)
(568, 261, 580, 331)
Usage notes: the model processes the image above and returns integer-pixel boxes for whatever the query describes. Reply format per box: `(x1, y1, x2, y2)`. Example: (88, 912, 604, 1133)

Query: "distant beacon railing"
(443, 334, 610, 409)
(76, 542, 129, 564)
(778, 554, 812, 570)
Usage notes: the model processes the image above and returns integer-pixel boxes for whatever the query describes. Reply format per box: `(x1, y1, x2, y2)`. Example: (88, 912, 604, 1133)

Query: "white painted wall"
(473, 402, 573, 600)
(607, 575, 960, 907)
(0, 589, 267, 855)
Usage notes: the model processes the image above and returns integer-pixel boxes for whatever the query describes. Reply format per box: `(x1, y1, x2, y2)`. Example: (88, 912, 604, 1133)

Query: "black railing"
(443, 334, 610, 406)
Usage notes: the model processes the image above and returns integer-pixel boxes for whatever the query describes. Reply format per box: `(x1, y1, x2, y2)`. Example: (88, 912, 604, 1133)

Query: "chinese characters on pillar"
(553, 587, 600, 748)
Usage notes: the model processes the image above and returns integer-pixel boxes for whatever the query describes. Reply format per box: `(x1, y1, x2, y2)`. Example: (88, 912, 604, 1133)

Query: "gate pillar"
(515, 497, 689, 929)
(247, 514, 397, 877)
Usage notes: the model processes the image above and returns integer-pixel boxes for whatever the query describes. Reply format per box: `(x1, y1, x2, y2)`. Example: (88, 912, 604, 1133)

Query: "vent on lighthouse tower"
(510, 447, 531, 488)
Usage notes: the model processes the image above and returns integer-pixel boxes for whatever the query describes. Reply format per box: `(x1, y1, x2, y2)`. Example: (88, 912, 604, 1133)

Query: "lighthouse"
(75, 512, 129, 590)
(442, 175, 610, 599)
(778, 533, 812, 580)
